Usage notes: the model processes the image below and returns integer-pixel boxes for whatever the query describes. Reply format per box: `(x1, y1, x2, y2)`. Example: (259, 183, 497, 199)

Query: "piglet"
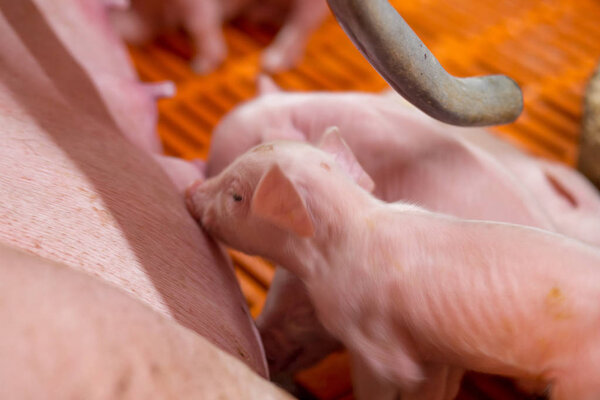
(109, 0, 329, 73)
(29, 0, 174, 153)
(23, 0, 204, 189)
(188, 130, 600, 400)
(207, 82, 600, 392)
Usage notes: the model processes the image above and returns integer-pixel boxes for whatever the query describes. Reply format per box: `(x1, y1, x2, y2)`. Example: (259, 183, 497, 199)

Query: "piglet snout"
(185, 179, 205, 219)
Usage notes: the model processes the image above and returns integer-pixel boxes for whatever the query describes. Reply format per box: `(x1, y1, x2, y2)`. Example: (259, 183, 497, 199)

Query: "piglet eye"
(232, 193, 243, 202)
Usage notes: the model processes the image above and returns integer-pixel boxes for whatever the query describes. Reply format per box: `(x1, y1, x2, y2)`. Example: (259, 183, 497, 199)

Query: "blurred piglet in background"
(32, 0, 175, 154)
(202, 78, 600, 392)
(109, 0, 329, 73)
(29, 0, 206, 192)
(187, 134, 600, 400)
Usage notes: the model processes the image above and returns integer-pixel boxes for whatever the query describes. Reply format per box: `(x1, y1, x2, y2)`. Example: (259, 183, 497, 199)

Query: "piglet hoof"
(256, 74, 281, 95)
(261, 50, 297, 74)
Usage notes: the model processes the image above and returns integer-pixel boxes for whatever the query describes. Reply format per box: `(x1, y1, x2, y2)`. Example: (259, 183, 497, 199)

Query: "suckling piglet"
(187, 130, 600, 400)
(207, 83, 600, 392)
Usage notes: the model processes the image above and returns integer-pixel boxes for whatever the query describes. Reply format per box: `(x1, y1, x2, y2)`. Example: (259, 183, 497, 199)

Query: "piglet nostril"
(185, 179, 204, 218)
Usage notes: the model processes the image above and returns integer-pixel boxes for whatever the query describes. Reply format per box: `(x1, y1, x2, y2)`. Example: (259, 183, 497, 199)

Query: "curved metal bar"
(327, 0, 523, 126)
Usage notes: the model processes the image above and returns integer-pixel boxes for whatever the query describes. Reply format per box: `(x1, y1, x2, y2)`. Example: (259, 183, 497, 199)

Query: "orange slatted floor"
(129, 0, 600, 398)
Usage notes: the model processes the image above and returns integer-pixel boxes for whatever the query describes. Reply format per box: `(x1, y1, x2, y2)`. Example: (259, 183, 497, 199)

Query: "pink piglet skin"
(205, 82, 600, 392)
(187, 132, 600, 400)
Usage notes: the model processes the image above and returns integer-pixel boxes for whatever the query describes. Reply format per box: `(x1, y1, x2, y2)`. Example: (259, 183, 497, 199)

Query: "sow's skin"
(187, 135, 600, 400)
(0, 244, 292, 399)
(109, 0, 328, 73)
(206, 81, 600, 390)
(0, 0, 266, 377)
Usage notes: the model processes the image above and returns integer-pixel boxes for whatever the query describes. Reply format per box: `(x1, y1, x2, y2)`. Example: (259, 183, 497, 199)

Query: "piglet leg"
(351, 353, 397, 400)
(400, 365, 464, 400)
(345, 323, 423, 393)
(551, 349, 600, 400)
(257, 268, 342, 389)
(442, 367, 464, 400)
(108, 6, 154, 44)
(552, 377, 600, 400)
(181, 1, 227, 74)
(261, 0, 328, 72)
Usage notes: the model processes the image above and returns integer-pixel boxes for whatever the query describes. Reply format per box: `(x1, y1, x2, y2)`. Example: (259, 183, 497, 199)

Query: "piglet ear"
(251, 164, 315, 237)
(257, 74, 281, 96)
(318, 127, 375, 193)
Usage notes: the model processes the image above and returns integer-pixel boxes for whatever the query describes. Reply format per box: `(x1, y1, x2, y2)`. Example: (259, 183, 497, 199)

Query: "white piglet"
(187, 129, 600, 400)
